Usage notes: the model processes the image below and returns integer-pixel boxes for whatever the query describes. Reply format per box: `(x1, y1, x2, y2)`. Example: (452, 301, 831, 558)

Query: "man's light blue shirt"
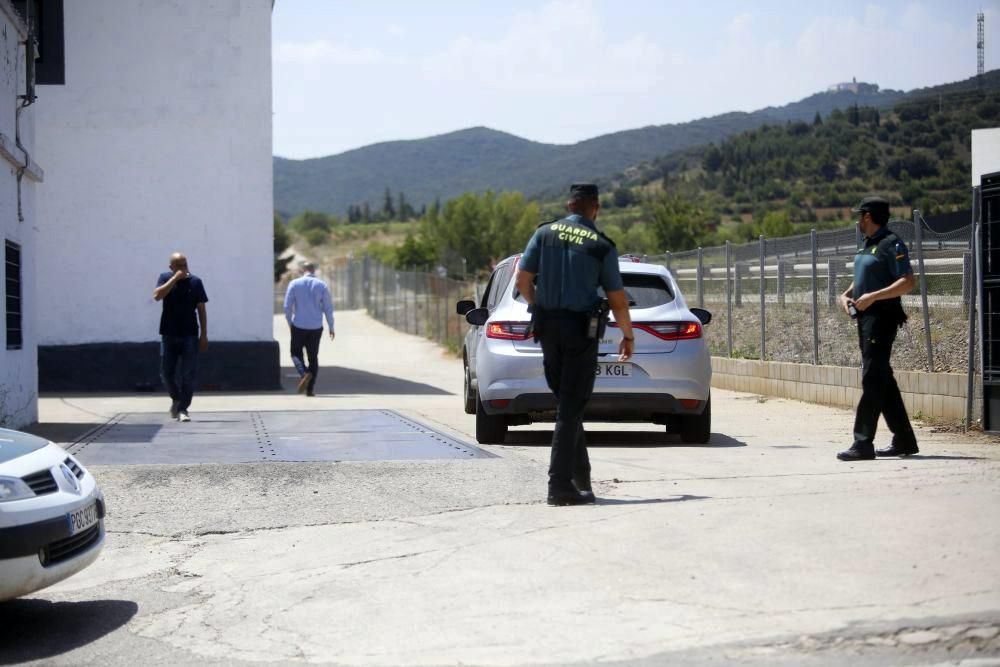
(284, 273, 335, 331)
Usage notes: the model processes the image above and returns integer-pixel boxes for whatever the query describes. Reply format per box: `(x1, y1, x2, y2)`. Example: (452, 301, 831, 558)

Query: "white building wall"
(34, 0, 273, 346)
(0, 2, 39, 428)
(972, 128, 1000, 186)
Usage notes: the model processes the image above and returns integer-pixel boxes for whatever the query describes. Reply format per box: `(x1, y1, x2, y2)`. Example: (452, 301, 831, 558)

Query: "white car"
(458, 254, 713, 444)
(0, 427, 106, 601)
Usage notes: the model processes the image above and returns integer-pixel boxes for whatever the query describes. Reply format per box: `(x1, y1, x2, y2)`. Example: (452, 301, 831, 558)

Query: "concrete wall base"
(712, 357, 968, 421)
(39, 341, 282, 392)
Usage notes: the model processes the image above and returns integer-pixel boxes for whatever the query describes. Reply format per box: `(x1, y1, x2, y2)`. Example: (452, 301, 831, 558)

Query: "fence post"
(777, 260, 786, 307)
(914, 210, 934, 372)
(725, 241, 733, 358)
(966, 190, 980, 430)
(411, 273, 418, 335)
(855, 221, 862, 250)
(962, 252, 972, 305)
(697, 247, 704, 309)
(811, 229, 819, 365)
(827, 259, 837, 307)
(759, 235, 766, 361)
(734, 262, 743, 307)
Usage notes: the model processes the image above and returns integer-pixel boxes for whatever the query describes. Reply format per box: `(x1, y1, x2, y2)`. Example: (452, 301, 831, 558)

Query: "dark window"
(5, 240, 22, 350)
(615, 273, 676, 309)
(12, 0, 64, 85)
(488, 262, 513, 311)
(514, 271, 676, 309)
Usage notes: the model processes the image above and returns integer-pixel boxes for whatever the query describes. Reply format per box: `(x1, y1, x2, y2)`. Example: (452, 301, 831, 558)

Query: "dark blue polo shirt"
(853, 226, 913, 298)
(520, 214, 622, 312)
(157, 272, 209, 337)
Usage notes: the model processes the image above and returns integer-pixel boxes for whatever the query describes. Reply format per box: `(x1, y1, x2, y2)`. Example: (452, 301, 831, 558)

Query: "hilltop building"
(827, 77, 880, 95)
(1, 0, 277, 428)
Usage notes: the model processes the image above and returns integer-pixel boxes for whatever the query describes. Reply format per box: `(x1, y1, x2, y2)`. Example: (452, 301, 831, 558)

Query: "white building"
(0, 1, 42, 428)
(33, 0, 278, 393)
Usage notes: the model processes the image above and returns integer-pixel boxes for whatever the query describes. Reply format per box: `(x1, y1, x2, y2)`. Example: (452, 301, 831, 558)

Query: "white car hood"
(0, 428, 50, 465)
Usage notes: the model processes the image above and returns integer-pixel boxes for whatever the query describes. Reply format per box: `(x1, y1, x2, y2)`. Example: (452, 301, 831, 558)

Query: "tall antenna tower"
(978, 11, 985, 79)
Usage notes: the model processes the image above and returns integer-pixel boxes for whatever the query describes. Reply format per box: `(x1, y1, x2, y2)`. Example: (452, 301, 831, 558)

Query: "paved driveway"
(4, 312, 998, 666)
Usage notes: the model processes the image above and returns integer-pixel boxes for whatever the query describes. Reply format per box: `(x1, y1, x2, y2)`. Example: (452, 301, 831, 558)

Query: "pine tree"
(382, 187, 396, 221)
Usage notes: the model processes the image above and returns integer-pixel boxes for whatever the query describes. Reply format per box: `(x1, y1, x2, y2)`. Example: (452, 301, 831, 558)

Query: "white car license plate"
(67, 502, 99, 536)
(596, 362, 631, 378)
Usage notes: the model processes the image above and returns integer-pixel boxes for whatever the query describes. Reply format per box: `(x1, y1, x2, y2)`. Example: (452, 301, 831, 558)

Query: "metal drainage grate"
(68, 409, 494, 465)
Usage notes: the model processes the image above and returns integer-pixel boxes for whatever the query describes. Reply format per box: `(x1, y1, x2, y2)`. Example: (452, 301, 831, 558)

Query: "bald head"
(302, 261, 316, 273)
(169, 253, 188, 272)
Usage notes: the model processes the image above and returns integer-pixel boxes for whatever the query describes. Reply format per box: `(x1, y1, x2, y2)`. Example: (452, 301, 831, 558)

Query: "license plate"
(67, 502, 99, 536)
(595, 363, 631, 378)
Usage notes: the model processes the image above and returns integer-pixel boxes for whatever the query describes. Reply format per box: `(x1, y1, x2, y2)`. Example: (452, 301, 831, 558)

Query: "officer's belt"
(535, 308, 589, 320)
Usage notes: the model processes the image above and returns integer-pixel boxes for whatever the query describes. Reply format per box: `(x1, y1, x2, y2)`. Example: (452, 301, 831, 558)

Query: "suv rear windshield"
(514, 271, 674, 308)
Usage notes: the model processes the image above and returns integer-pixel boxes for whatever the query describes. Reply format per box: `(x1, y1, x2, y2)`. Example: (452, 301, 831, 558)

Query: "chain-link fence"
(324, 257, 479, 353)
(314, 205, 982, 425)
(649, 212, 975, 374)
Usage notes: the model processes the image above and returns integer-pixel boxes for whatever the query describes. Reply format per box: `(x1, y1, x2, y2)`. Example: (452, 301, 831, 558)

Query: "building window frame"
(5, 240, 22, 350)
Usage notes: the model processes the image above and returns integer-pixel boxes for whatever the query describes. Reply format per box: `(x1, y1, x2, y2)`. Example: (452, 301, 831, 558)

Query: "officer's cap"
(851, 196, 890, 218)
(570, 183, 599, 197)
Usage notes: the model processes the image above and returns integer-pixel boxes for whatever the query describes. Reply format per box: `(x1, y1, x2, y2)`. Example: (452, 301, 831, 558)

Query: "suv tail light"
(486, 321, 533, 340)
(611, 321, 701, 340)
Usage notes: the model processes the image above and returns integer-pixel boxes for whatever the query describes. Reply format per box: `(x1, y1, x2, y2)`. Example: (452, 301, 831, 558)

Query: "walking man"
(836, 196, 919, 461)
(515, 184, 634, 505)
(283, 261, 335, 396)
(153, 252, 209, 422)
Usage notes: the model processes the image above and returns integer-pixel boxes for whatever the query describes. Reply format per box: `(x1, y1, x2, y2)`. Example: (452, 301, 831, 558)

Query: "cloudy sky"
(272, 1, 998, 159)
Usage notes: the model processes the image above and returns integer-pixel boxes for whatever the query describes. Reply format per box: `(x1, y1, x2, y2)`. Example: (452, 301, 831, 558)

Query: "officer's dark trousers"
(852, 312, 916, 450)
(539, 315, 597, 491)
(290, 325, 323, 393)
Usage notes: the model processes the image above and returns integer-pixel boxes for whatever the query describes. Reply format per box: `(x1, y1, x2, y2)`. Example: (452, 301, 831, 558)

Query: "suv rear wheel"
(475, 394, 508, 444)
(678, 395, 711, 444)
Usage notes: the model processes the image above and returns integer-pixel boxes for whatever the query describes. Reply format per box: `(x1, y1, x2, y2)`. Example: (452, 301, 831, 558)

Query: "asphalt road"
(3, 311, 999, 666)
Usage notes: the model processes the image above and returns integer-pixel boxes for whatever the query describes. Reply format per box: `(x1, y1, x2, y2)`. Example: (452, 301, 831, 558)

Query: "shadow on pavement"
(0, 598, 138, 664)
(504, 430, 747, 448)
(281, 366, 453, 396)
(596, 494, 710, 506)
(21, 422, 105, 446)
(901, 454, 986, 461)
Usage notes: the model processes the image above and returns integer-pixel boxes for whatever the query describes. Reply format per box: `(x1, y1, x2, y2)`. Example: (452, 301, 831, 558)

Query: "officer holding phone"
(836, 196, 919, 461)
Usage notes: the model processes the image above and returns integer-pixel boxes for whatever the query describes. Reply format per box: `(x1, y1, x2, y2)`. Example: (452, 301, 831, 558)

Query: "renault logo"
(60, 464, 81, 495)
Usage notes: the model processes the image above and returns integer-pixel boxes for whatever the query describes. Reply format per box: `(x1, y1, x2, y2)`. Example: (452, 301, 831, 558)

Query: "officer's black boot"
(571, 473, 596, 503)
(547, 479, 593, 506)
(876, 438, 919, 457)
(837, 444, 876, 461)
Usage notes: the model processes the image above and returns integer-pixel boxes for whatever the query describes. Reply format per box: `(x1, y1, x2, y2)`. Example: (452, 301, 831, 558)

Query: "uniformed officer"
(836, 196, 919, 461)
(514, 184, 635, 505)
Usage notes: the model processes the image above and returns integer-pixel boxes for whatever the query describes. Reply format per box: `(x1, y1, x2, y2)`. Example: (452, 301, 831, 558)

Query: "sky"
(272, 0, 1000, 160)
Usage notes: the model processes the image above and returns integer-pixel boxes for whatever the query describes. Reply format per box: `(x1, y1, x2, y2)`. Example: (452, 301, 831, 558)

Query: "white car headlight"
(0, 476, 34, 502)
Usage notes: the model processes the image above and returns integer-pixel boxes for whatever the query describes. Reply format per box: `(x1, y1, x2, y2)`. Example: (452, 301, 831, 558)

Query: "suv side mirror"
(465, 307, 489, 326)
(690, 307, 712, 325)
(456, 299, 476, 316)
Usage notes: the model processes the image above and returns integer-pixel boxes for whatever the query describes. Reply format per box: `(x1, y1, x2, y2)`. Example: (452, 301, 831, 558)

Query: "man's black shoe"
(837, 446, 876, 461)
(572, 476, 596, 503)
(876, 441, 919, 457)
(547, 488, 595, 506)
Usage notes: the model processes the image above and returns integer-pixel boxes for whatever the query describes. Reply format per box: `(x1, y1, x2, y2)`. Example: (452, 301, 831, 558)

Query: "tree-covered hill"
(274, 82, 908, 217)
(622, 70, 1000, 222)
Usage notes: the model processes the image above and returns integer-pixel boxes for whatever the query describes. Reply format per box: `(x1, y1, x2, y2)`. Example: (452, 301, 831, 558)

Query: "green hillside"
(622, 70, 1000, 224)
(274, 84, 907, 217)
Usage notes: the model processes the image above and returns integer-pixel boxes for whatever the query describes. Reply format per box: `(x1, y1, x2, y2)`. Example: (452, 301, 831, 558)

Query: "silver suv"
(457, 254, 712, 444)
